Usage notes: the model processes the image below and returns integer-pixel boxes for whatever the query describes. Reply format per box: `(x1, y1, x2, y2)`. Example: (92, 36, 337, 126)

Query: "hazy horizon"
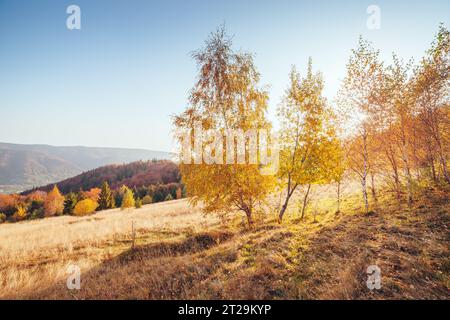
(0, 140, 173, 152)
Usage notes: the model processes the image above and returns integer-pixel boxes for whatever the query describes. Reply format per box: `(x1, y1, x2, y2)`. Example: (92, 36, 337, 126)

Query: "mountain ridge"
(23, 159, 180, 195)
(0, 142, 174, 193)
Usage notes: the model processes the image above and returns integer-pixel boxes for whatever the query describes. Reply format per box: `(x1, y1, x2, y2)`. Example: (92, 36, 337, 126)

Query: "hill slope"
(0, 142, 174, 193)
(0, 188, 448, 299)
(24, 160, 180, 194)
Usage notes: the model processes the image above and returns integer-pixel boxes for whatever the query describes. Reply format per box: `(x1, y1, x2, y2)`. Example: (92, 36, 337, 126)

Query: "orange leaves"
(44, 185, 64, 217)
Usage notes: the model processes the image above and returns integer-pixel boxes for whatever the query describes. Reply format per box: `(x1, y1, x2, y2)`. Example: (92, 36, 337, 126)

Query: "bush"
(135, 198, 142, 209)
(73, 199, 98, 216)
(0, 213, 6, 223)
(12, 204, 27, 222)
(176, 187, 182, 199)
(30, 208, 44, 220)
(121, 188, 135, 210)
(142, 195, 153, 205)
(164, 194, 173, 201)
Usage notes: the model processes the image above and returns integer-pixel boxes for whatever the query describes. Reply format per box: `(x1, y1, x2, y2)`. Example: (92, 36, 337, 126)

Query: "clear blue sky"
(1, 0, 449, 152)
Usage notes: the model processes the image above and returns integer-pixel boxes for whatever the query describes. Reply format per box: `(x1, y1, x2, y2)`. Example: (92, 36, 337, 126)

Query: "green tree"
(63, 192, 78, 215)
(135, 198, 142, 209)
(98, 181, 115, 211)
(164, 194, 173, 201)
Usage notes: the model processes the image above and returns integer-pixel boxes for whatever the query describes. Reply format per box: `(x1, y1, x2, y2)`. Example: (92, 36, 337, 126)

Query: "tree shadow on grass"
(26, 229, 237, 300)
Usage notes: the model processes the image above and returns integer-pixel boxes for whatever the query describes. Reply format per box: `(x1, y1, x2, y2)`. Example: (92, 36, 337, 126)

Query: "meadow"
(1, 183, 448, 300)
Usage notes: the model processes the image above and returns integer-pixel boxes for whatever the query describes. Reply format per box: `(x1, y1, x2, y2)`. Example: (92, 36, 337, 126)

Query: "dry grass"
(0, 199, 221, 298)
(0, 187, 448, 300)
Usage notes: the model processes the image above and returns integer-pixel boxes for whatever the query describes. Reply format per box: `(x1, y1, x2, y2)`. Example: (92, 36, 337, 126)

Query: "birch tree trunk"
(300, 184, 312, 220)
(362, 130, 369, 214)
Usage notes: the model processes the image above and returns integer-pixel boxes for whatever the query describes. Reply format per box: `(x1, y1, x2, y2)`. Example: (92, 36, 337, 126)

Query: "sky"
(0, 0, 449, 152)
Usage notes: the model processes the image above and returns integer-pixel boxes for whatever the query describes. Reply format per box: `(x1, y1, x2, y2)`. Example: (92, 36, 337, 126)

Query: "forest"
(0, 160, 185, 222)
(174, 24, 449, 226)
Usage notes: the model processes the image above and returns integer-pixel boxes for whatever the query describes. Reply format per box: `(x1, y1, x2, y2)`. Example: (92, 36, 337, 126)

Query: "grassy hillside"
(0, 186, 448, 300)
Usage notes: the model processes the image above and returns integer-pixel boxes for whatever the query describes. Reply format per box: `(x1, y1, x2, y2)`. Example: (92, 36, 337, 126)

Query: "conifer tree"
(98, 181, 115, 210)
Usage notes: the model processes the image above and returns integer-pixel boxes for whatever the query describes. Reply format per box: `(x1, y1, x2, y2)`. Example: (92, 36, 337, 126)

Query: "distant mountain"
(24, 160, 180, 195)
(0, 142, 174, 193)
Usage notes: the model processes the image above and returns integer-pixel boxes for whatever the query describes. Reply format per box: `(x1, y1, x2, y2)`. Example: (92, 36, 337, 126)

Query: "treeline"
(174, 24, 449, 226)
(24, 160, 180, 195)
(0, 163, 186, 223)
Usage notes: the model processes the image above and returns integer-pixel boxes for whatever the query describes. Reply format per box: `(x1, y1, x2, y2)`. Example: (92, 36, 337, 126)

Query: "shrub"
(12, 204, 28, 222)
(0, 194, 19, 215)
(0, 213, 6, 223)
(73, 199, 98, 216)
(176, 187, 182, 199)
(30, 208, 44, 220)
(121, 187, 135, 210)
(142, 195, 153, 205)
(164, 194, 173, 201)
(135, 198, 142, 209)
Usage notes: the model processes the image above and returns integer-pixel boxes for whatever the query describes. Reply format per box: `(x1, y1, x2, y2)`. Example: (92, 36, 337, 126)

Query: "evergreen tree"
(63, 192, 78, 215)
(98, 181, 115, 210)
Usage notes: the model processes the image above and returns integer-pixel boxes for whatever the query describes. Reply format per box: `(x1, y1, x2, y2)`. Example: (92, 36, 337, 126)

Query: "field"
(0, 186, 449, 300)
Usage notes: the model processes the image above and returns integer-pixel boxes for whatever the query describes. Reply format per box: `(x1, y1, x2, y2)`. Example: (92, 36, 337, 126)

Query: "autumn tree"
(121, 186, 135, 210)
(412, 24, 449, 184)
(382, 55, 415, 203)
(98, 181, 115, 210)
(83, 188, 101, 203)
(338, 37, 384, 214)
(176, 187, 182, 200)
(27, 191, 47, 203)
(12, 204, 27, 222)
(73, 199, 98, 216)
(173, 26, 276, 226)
(329, 139, 346, 213)
(142, 195, 153, 205)
(44, 185, 65, 216)
(277, 60, 340, 221)
(0, 194, 19, 216)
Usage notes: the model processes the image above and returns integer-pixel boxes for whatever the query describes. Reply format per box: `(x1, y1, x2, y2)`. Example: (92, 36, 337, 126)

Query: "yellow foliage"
(173, 26, 276, 226)
(12, 204, 27, 222)
(142, 195, 153, 205)
(121, 187, 135, 210)
(73, 199, 98, 216)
